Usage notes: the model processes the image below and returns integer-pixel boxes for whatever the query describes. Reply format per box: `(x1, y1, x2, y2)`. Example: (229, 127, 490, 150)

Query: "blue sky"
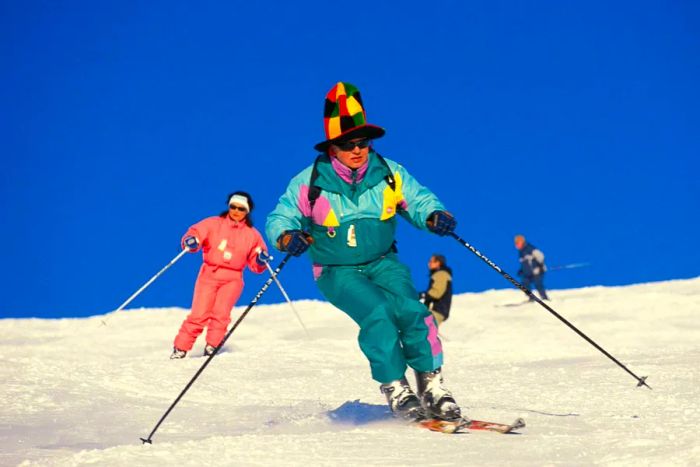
(1, 1, 698, 318)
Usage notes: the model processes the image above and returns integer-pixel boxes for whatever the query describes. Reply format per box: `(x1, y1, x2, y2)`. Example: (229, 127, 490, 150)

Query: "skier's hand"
(277, 230, 313, 256)
(426, 211, 456, 236)
(255, 249, 273, 266)
(183, 236, 200, 252)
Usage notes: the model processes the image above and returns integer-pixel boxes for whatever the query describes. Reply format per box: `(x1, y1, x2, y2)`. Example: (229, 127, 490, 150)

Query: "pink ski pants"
(174, 264, 244, 351)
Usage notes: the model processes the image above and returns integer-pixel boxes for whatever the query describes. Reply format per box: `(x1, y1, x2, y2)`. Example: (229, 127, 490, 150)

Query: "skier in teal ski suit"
(266, 82, 464, 421)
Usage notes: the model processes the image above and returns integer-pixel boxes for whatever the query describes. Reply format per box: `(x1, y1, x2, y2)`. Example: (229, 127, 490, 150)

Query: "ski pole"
(449, 232, 650, 390)
(549, 262, 591, 272)
(101, 249, 189, 326)
(139, 253, 292, 445)
(262, 257, 310, 337)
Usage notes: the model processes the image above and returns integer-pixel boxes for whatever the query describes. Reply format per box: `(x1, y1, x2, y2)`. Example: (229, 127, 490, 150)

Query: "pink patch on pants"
(424, 315, 443, 356)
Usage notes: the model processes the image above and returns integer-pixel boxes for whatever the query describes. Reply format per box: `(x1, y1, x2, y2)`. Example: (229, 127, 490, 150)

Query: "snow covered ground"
(2, 277, 699, 466)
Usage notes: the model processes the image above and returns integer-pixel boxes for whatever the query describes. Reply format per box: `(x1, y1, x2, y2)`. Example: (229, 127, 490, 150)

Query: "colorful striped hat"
(314, 82, 385, 152)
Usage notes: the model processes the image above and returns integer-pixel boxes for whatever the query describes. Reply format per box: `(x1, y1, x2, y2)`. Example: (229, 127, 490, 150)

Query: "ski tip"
(140, 437, 152, 445)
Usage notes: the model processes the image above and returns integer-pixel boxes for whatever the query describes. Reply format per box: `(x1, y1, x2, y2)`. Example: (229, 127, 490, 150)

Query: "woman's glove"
(183, 236, 199, 252)
(256, 249, 273, 266)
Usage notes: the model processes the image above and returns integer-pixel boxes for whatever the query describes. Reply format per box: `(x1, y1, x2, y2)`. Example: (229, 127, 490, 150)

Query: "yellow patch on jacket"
(380, 171, 405, 220)
(322, 208, 340, 227)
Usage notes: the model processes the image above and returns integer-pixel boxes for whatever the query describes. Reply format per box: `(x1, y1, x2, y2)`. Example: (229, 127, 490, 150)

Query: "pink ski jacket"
(182, 216, 267, 274)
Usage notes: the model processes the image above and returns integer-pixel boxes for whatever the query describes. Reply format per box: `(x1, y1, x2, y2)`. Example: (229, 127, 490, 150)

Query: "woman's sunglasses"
(229, 205, 248, 212)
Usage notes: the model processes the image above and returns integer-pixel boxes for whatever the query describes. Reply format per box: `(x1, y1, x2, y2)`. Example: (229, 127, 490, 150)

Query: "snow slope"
(2, 277, 699, 466)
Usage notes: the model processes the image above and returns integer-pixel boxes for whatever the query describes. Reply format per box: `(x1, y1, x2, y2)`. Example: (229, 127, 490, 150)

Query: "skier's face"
(330, 138, 371, 169)
(228, 203, 248, 223)
(428, 257, 440, 270)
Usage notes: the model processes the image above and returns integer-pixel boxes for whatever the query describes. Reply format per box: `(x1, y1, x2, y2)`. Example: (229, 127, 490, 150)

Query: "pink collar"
(330, 156, 369, 184)
(225, 216, 246, 228)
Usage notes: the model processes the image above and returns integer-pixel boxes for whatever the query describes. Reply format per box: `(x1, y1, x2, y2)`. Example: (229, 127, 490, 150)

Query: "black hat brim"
(314, 124, 386, 152)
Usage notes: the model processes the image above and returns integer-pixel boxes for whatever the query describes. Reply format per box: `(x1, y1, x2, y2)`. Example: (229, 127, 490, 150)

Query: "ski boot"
(170, 347, 187, 359)
(203, 344, 217, 357)
(380, 377, 424, 420)
(415, 368, 463, 421)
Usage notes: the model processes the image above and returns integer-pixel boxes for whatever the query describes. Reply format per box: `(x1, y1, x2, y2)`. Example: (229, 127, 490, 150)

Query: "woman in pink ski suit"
(171, 191, 269, 359)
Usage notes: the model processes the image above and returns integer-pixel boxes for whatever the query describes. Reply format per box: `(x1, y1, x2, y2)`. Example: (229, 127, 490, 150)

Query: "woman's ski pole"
(101, 249, 189, 326)
(263, 258, 310, 337)
(139, 254, 293, 445)
(449, 232, 650, 389)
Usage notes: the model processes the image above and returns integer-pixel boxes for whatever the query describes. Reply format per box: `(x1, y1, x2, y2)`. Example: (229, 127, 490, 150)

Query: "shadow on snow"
(326, 400, 394, 426)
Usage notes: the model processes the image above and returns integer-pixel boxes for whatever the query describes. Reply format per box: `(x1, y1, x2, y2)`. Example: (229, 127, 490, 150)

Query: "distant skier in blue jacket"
(514, 235, 549, 300)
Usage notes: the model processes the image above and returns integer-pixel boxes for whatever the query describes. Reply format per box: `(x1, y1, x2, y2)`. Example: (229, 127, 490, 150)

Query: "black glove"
(277, 230, 313, 256)
(426, 210, 456, 236)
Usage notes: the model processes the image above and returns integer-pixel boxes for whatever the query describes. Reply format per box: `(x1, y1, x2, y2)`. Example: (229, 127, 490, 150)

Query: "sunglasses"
(229, 205, 248, 212)
(334, 139, 371, 151)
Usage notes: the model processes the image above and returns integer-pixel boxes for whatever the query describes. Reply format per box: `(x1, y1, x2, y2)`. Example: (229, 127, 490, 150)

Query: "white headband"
(228, 194, 250, 212)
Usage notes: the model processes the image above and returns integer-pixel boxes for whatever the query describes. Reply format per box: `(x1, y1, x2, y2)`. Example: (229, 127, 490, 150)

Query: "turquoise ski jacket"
(266, 151, 445, 268)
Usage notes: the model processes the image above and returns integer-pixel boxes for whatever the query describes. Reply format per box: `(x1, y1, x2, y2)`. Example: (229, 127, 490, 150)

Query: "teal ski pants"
(316, 253, 443, 383)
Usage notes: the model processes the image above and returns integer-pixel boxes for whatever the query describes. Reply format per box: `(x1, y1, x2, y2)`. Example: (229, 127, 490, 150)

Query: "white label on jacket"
(218, 239, 227, 251)
(347, 224, 357, 247)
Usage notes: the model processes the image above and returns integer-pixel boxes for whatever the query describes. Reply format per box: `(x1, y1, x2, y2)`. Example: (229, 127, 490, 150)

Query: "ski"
(467, 417, 526, 434)
(414, 417, 525, 434)
(416, 417, 469, 434)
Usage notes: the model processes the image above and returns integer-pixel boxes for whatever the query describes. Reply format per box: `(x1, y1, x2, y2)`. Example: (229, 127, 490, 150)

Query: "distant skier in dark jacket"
(514, 235, 549, 300)
(421, 254, 453, 326)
